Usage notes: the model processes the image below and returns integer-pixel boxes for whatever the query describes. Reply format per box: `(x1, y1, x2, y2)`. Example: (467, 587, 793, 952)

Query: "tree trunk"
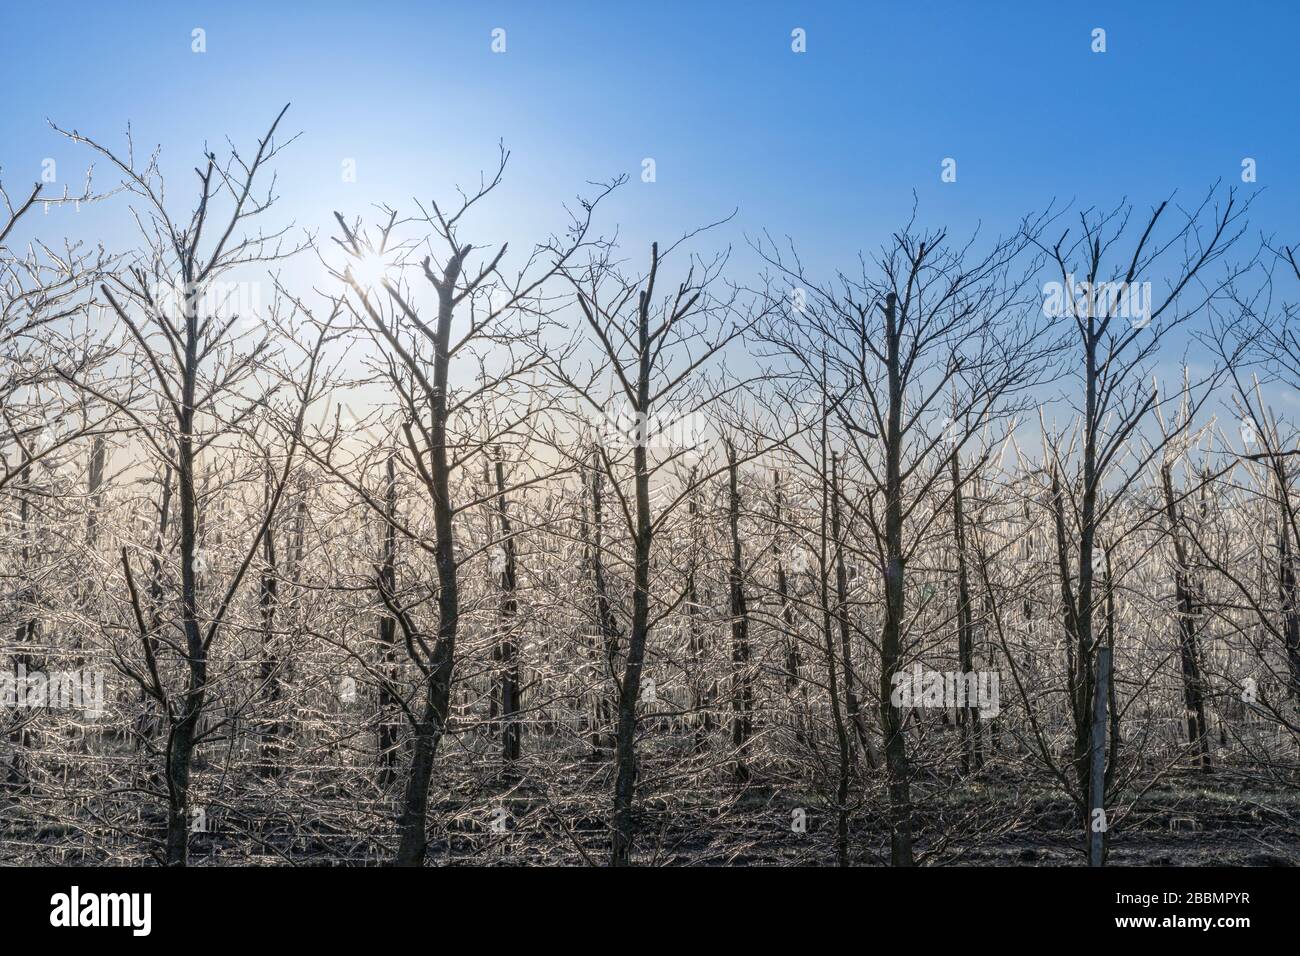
(819, 376, 851, 867)
(951, 453, 983, 773)
(831, 453, 880, 770)
(256, 467, 282, 778)
(1088, 647, 1111, 866)
(726, 441, 753, 783)
(687, 478, 709, 753)
(1159, 463, 1211, 771)
(1276, 478, 1300, 700)
(879, 291, 915, 866)
(377, 456, 400, 786)
(773, 471, 800, 690)
(164, 294, 204, 867)
(588, 450, 620, 754)
(493, 452, 521, 766)
(610, 263, 655, 867)
(393, 251, 466, 866)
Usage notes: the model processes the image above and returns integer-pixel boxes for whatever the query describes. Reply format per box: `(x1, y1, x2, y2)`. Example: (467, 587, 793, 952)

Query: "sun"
(350, 250, 394, 290)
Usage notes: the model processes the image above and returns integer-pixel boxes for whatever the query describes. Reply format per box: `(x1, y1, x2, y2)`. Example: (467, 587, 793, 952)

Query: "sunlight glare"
(351, 250, 393, 290)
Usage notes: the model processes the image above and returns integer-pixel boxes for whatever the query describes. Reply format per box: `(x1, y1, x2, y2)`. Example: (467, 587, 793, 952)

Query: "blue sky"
(2, 1, 1296, 351)
(4, 2, 1297, 256)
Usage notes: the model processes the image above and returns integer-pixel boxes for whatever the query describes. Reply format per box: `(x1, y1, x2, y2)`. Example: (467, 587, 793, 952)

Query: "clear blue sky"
(2, 1, 1296, 307)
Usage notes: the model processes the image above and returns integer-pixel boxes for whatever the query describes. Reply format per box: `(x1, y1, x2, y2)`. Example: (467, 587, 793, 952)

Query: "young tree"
(1032, 190, 1250, 859)
(329, 154, 615, 864)
(549, 228, 778, 865)
(1, 175, 113, 794)
(55, 107, 330, 864)
(756, 215, 1057, 864)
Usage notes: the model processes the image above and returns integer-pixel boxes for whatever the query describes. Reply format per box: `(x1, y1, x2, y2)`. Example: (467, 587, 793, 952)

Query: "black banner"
(0, 865, 1282, 943)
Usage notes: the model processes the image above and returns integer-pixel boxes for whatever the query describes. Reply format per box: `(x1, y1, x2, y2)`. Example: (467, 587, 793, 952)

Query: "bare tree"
(328, 153, 615, 864)
(54, 106, 331, 864)
(756, 213, 1058, 864)
(1021, 188, 1251, 860)
(549, 226, 781, 865)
